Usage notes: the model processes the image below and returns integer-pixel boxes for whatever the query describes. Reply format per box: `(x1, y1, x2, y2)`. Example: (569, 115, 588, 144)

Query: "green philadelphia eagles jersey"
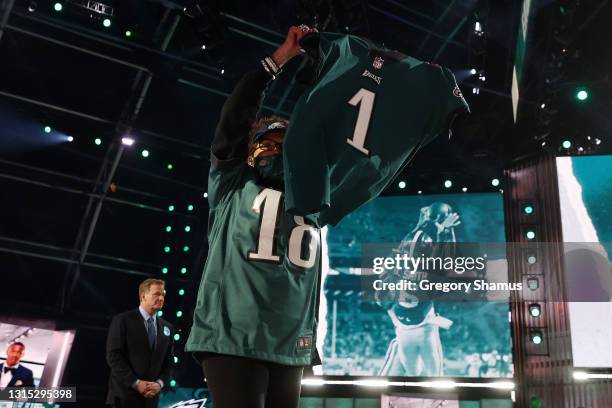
(186, 67, 322, 366)
(185, 164, 322, 365)
(283, 33, 470, 226)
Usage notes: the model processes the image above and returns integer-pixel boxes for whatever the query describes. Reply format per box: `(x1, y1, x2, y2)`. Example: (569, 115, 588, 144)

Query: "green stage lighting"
(576, 89, 589, 101)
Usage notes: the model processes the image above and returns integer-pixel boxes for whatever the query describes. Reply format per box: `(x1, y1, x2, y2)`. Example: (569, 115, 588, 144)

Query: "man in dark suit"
(106, 278, 174, 408)
(0, 342, 34, 390)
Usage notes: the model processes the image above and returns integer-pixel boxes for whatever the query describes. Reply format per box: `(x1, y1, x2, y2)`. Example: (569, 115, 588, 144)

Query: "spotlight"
(173, 334, 180, 341)
(187, 204, 194, 211)
(53, 2, 63, 12)
(173, 356, 179, 363)
(165, 226, 172, 232)
(576, 89, 589, 101)
(184, 226, 191, 232)
(167, 163, 174, 170)
(562, 140, 571, 149)
(398, 181, 406, 189)
(183, 245, 190, 252)
(462, 187, 468, 192)
(491, 178, 500, 187)
(163, 246, 170, 253)
(170, 380, 177, 387)
(527, 255, 537, 264)
(168, 205, 175, 212)
(203, 192, 208, 198)
(417, 190, 422, 194)
(121, 137, 134, 146)
(523, 205, 534, 214)
(479, 73, 486, 82)
(27, 1, 37, 12)
(44, 126, 52, 134)
(161, 267, 168, 274)
(176, 311, 183, 317)
(472, 87, 480, 95)
(180, 267, 187, 274)
(102, 18, 112, 28)
(578, 146, 584, 152)
(474, 21, 483, 33)
(595, 138, 601, 145)
(530, 331, 543, 345)
(526, 230, 536, 240)
(573, 371, 590, 380)
(221, 68, 225, 75)
(178, 289, 185, 296)
(470, 68, 477, 75)
(125, 30, 132, 38)
(201, 44, 207, 50)
(141, 149, 150, 158)
(444, 180, 452, 188)
(529, 304, 542, 318)
(67, 136, 74, 142)
(94, 138, 102, 146)
(540, 103, 546, 109)
(157, 310, 163, 317)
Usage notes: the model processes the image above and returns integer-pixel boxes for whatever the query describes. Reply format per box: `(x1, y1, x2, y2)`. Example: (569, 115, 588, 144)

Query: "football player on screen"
(378, 202, 458, 376)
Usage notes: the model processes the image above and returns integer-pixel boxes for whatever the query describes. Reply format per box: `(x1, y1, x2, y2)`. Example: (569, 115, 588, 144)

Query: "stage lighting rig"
(65, 0, 115, 24)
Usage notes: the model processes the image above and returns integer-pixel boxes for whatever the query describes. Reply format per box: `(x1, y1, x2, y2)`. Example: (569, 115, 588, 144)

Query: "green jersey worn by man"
(283, 33, 470, 226)
(185, 65, 322, 366)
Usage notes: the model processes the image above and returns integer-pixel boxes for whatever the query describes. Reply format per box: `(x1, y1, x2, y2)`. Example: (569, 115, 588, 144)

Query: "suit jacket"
(106, 309, 174, 407)
(0, 363, 34, 388)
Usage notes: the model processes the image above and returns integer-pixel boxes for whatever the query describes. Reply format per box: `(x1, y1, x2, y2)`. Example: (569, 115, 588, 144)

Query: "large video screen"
(316, 193, 512, 377)
(557, 156, 612, 368)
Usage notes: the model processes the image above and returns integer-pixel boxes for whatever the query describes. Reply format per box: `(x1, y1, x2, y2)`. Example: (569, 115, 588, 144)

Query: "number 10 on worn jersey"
(186, 162, 323, 366)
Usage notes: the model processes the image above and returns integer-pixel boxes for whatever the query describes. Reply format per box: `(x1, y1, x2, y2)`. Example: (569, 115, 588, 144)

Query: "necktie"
(147, 317, 156, 350)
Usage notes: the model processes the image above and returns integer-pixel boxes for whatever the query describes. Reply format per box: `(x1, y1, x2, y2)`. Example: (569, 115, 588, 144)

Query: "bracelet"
(264, 56, 282, 74)
(260, 56, 283, 80)
(261, 59, 276, 80)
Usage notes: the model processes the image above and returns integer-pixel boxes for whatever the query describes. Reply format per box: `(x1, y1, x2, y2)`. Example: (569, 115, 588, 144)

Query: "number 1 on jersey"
(347, 88, 375, 155)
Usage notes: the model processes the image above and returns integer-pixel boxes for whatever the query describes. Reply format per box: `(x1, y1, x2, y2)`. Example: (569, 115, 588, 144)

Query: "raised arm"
(210, 25, 316, 169)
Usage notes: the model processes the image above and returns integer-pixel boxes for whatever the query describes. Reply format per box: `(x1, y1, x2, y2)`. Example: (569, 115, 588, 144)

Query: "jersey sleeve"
(423, 66, 470, 146)
(210, 65, 273, 170)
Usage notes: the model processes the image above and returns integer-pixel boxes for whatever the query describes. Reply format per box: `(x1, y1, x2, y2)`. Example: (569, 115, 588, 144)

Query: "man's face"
(6, 344, 24, 366)
(141, 284, 165, 312)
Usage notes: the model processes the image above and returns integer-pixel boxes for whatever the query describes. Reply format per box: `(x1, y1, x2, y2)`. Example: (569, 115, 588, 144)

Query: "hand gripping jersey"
(283, 33, 470, 226)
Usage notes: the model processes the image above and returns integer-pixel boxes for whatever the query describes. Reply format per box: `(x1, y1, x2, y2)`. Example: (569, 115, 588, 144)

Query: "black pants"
(199, 353, 304, 408)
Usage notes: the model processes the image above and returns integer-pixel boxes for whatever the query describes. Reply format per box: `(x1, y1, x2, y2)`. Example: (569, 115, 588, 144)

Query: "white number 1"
(346, 88, 376, 155)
